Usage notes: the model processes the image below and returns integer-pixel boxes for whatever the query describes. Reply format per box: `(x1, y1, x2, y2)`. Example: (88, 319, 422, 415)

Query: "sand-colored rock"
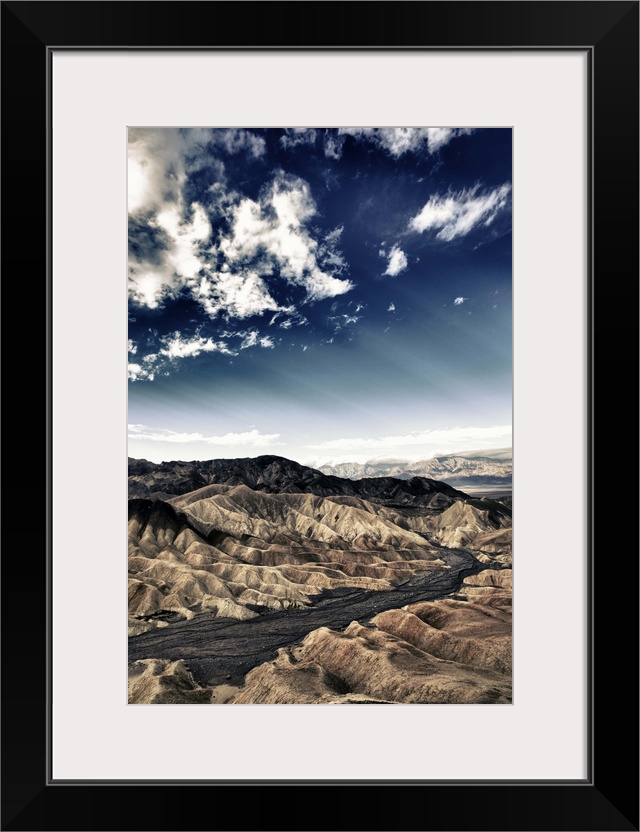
(231, 646, 391, 704)
(128, 488, 446, 627)
(127, 616, 169, 637)
(128, 659, 212, 704)
(457, 568, 512, 609)
(232, 613, 511, 704)
(228, 564, 513, 704)
(404, 500, 512, 562)
(128, 471, 513, 705)
(373, 600, 511, 675)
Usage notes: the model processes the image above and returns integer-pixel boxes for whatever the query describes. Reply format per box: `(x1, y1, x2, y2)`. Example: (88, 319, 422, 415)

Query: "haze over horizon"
(128, 128, 512, 466)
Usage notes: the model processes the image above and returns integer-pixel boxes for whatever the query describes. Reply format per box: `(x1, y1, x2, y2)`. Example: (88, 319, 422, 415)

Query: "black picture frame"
(1, 2, 638, 830)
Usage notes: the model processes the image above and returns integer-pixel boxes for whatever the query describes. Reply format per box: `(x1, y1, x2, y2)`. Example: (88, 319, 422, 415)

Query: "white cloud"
(128, 128, 267, 312)
(129, 333, 235, 382)
(454, 297, 467, 305)
(128, 128, 189, 216)
(305, 424, 512, 466)
(318, 225, 347, 275)
(128, 127, 261, 216)
(323, 131, 346, 160)
(236, 330, 275, 350)
(382, 245, 408, 277)
(128, 132, 356, 375)
(214, 129, 265, 158)
(128, 363, 155, 382)
(387, 302, 396, 312)
(329, 313, 361, 332)
(128, 339, 137, 354)
(128, 129, 215, 310)
(409, 183, 511, 241)
(196, 270, 282, 320)
(280, 128, 316, 150)
(338, 128, 473, 158)
(128, 326, 281, 382)
(215, 171, 353, 303)
(128, 202, 213, 310)
(159, 332, 236, 360)
(129, 132, 352, 324)
(127, 425, 281, 446)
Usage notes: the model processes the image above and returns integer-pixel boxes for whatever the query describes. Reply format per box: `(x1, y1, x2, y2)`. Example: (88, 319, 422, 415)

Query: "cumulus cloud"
(128, 424, 281, 445)
(409, 183, 511, 241)
(453, 297, 467, 305)
(128, 128, 262, 217)
(338, 128, 473, 158)
(387, 302, 396, 312)
(128, 363, 148, 382)
(212, 171, 353, 304)
(128, 202, 212, 309)
(195, 270, 282, 320)
(128, 129, 217, 309)
(129, 130, 353, 336)
(382, 245, 408, 277)
(128, 128, 269, 312)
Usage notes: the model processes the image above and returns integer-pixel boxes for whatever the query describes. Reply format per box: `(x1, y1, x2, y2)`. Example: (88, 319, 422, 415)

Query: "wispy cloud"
(382, 244, 408, 277)
(235, 330, 275, 350)
(387, 302, 396, 312)
(328, 311, 361, 334)
(128, 327, 282, 382)
(323, 131, 346, 160)
(338, 127, 473, 158)
(305, 424, 512, 465)
(280, 128, 317, 150)
(453, 297, 467, 305)
(159, 332, 236, 360)
(409, 183, 511, 241)
(128, 424, 281, 446)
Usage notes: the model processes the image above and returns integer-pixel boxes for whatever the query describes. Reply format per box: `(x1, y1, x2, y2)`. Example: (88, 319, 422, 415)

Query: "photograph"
(127, 126, 513, 705)
(2, 0, 637, 826)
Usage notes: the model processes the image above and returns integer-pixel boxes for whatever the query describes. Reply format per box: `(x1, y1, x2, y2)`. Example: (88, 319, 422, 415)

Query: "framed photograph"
(2, 2, 637, 830)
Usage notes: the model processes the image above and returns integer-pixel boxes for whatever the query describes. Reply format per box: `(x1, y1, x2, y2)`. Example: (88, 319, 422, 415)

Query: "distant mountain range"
(317, 449, 512, 489)
(128, 454, 468, 508)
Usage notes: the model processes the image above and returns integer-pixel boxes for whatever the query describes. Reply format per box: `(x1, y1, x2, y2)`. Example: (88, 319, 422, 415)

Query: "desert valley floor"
(128, 455, 512, 704)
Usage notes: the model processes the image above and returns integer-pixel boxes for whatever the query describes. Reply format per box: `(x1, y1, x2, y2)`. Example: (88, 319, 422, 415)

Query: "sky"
(128, 127, 512, 466)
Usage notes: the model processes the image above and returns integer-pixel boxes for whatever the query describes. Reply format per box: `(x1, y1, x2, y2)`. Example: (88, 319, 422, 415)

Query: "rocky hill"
(128, 454, 468, 508)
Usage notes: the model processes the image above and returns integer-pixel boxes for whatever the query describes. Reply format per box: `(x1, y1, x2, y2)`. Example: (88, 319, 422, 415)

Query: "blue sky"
(128, 127, 512, 465)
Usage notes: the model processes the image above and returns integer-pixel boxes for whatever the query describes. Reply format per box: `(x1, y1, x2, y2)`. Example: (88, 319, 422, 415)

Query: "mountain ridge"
(128, 454, 469, 508)
(317, 451, 512, 487)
